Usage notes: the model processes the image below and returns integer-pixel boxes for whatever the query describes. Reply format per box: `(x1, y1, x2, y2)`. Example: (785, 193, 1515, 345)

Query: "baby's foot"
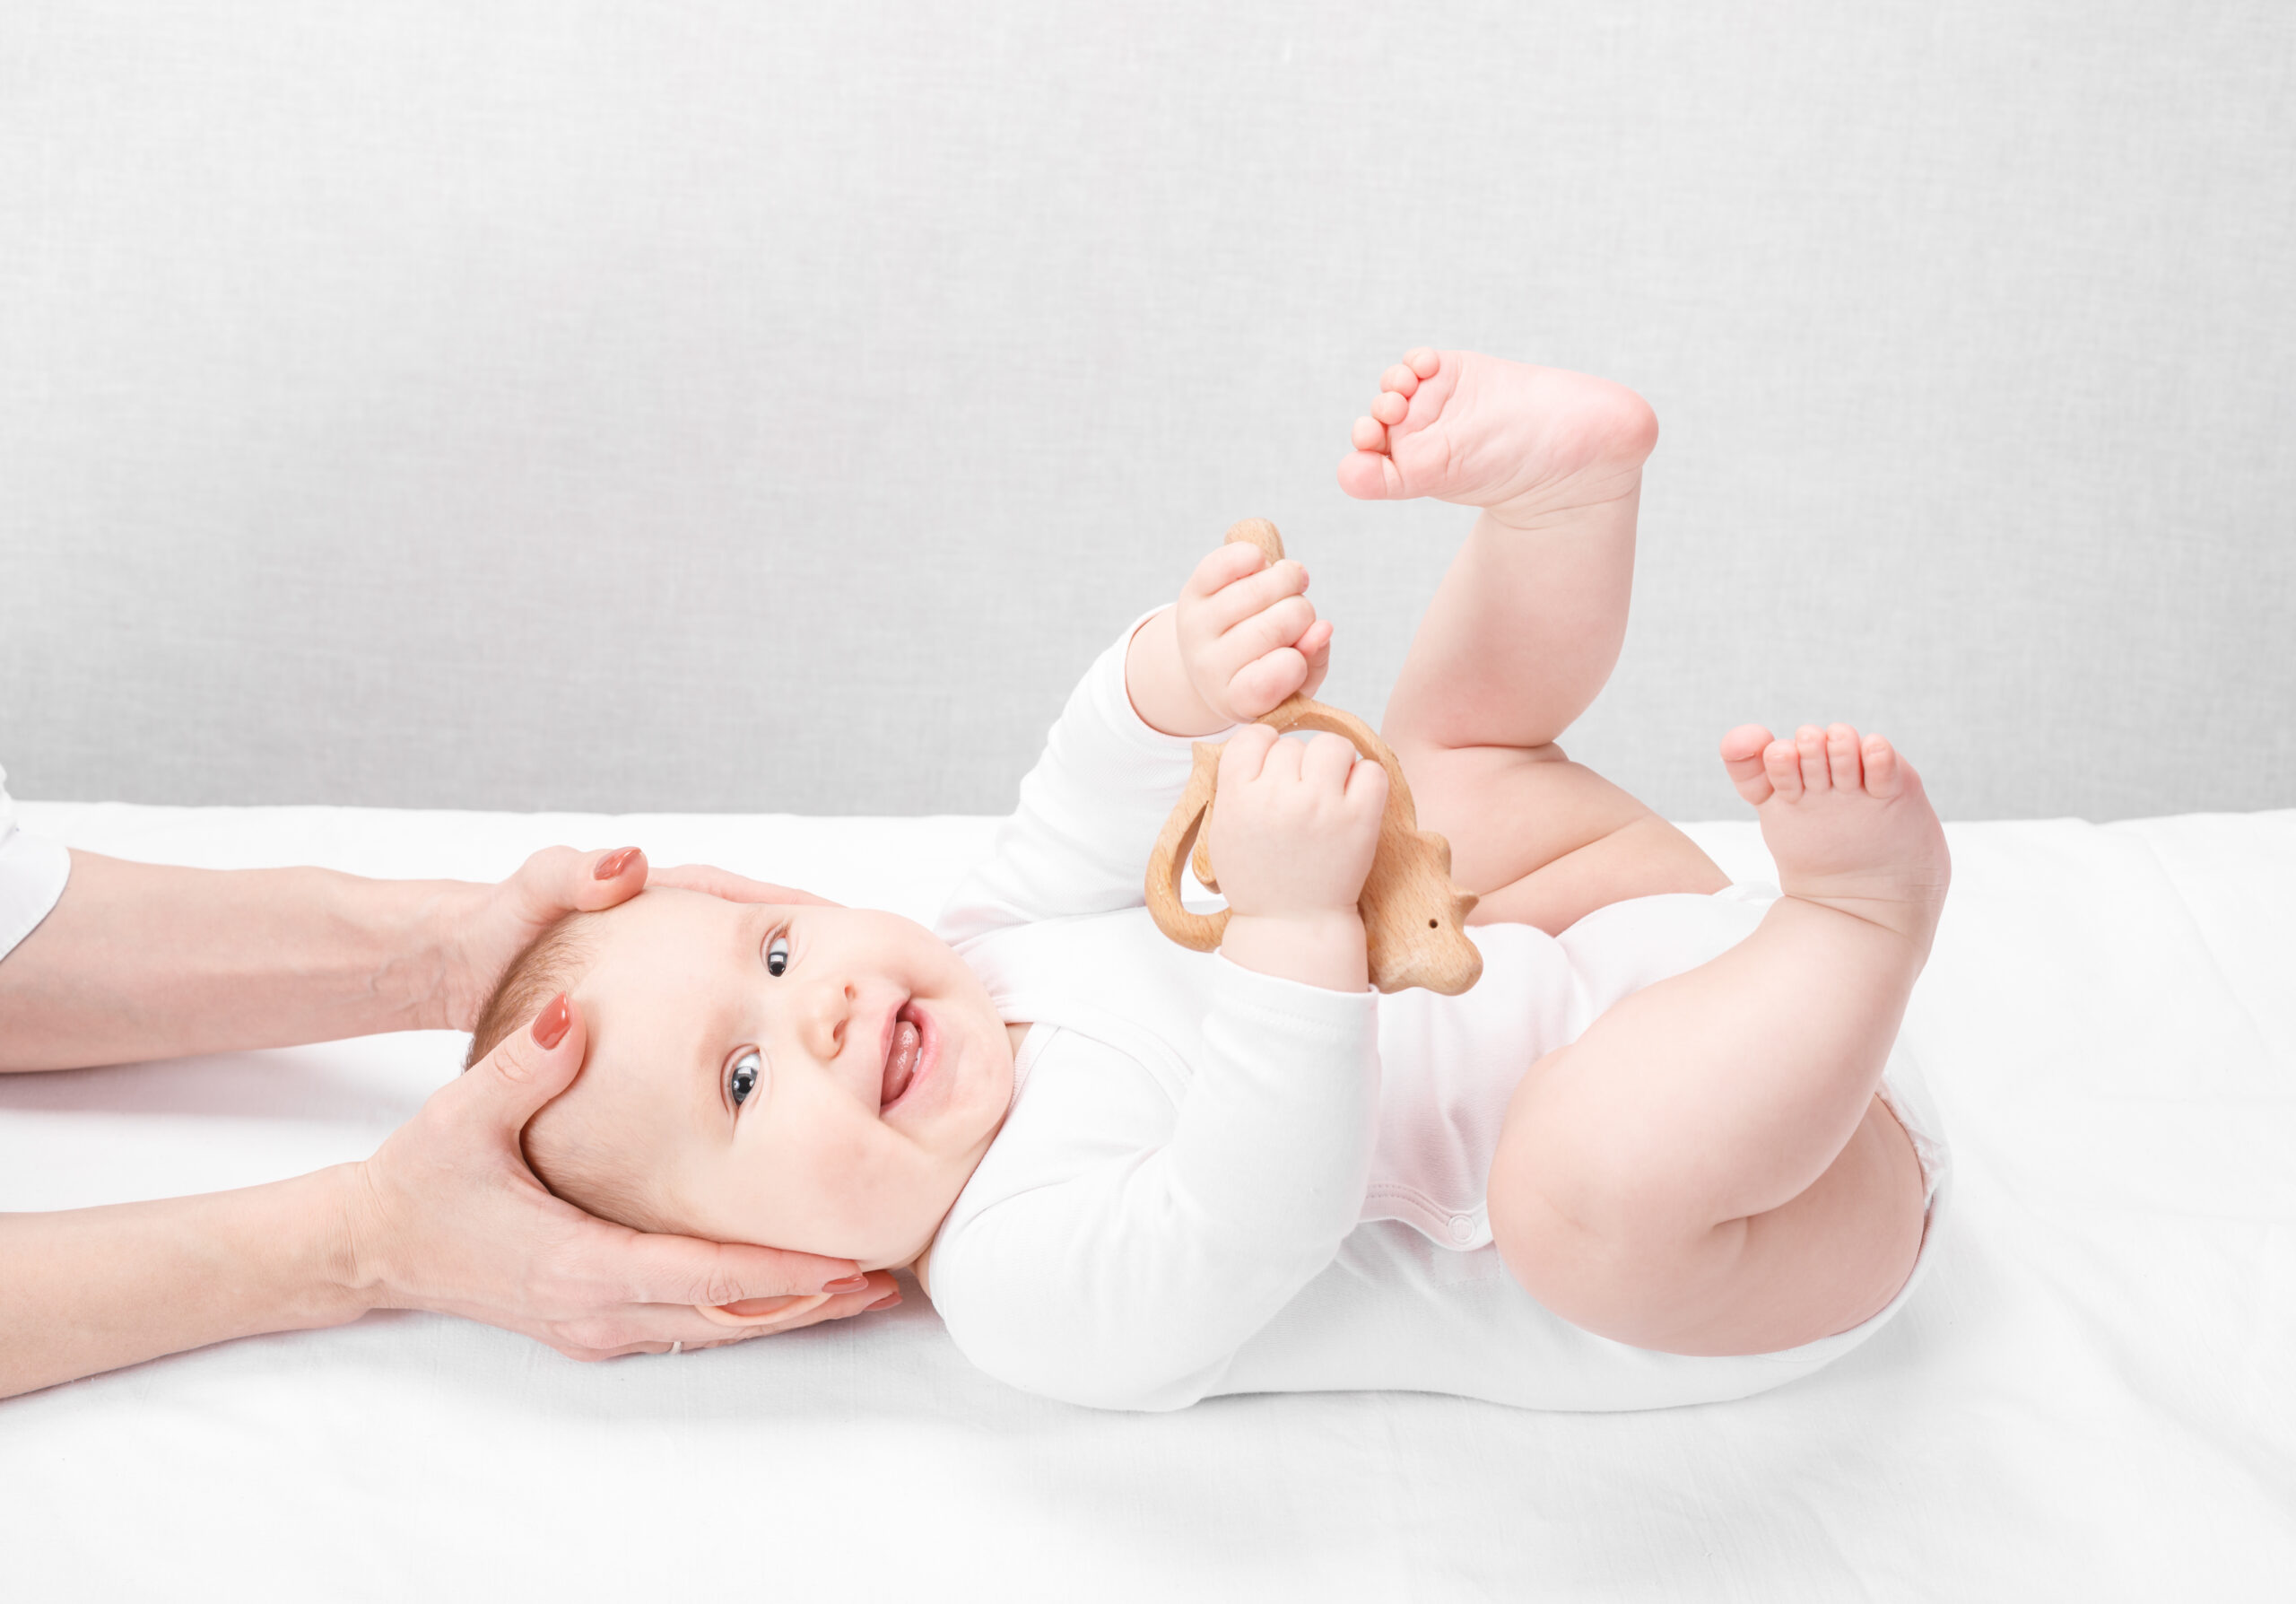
(1720, 723, 1951, 951)
(1336, 348, 1658, 527)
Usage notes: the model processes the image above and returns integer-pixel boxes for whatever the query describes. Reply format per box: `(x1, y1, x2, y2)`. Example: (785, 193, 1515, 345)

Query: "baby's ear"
(694, 1293, 831, 1326)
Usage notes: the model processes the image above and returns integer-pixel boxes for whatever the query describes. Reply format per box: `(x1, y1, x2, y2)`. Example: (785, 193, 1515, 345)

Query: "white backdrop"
(3, 1, 2291, 820)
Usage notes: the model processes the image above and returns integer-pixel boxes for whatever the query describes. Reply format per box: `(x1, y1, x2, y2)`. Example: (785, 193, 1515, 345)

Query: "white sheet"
(3, 802, 2291, 1600)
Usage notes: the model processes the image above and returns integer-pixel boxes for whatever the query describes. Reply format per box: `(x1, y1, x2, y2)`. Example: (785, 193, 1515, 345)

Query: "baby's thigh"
(1396, 741, 1726, 936)
(1485, 1047, 1926, 1356)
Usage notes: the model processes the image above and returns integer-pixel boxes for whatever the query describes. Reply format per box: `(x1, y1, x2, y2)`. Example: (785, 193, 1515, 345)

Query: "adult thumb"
(467, 992, 587, 1127)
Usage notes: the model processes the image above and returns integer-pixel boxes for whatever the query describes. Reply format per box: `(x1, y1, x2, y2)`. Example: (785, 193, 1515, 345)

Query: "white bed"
(4, 800, 2291, 1600)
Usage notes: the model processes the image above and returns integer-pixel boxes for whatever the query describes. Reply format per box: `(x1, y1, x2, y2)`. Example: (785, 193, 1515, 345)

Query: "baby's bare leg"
(1343, 349, 1724, 935)
(1488, 725, 1949, 1356)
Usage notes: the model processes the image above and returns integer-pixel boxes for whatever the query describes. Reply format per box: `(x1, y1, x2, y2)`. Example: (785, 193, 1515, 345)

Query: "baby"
(470, 349, 1953, 1411)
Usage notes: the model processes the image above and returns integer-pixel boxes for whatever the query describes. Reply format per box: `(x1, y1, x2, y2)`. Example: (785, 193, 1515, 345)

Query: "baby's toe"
(1371, 390, 1410, 427)
(1380, 362, 1421, 398)
(1861, 734, 1902, 798)
(1825, 724, 1864, 791)
(1404, 347, 1441, 379)
(1764, 736, 1805, 800)
(1719, 724, 1776, 806)
(1796, 725, 1831, 793)
(1336, 447, 1401, 500)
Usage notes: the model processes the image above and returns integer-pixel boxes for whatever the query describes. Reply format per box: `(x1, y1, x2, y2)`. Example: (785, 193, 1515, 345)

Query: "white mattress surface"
(3, 801, 2291, 1600)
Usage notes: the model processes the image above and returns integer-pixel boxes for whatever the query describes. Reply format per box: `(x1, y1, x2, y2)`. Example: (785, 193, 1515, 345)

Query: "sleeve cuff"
(1094, 609, 1236, 760)
(1209, 951, 1378, 1038)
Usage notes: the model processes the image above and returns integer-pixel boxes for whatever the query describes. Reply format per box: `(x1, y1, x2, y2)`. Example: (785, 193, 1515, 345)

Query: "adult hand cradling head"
(361, 845, 898, 1358)
(351, 982, 893, 1361)
(0, 838, 894, 1398)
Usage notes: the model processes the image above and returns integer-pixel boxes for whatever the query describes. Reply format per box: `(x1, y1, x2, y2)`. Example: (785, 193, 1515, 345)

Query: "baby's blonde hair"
(466, 909, 677, 1235)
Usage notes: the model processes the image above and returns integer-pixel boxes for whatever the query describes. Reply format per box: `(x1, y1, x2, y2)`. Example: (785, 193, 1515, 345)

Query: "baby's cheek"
(835, 1130, 949, 1241)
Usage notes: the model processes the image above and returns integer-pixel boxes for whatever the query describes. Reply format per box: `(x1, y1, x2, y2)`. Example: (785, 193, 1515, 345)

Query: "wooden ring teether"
(1144, 519, 1483, 995)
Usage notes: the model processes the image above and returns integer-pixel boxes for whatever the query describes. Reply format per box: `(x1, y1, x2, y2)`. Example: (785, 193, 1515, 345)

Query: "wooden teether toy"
(1144, 519, 1483, 995)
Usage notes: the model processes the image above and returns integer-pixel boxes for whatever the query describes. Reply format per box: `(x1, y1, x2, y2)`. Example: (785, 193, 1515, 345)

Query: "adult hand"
(342, 993, 896, 1359)
(648, 862, 843, 907)
(436, 844, 657, 1032)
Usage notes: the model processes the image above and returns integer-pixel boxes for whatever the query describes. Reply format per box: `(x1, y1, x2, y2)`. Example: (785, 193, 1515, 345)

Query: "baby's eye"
(765, 934, 791, 977)
(728, 1048, 765, 1108)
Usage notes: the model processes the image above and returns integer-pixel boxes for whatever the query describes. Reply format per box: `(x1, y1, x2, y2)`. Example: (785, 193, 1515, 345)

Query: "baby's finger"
(1184, 541, 1267, 601)
(1221, 593, 1317, 668)
(1255, 731, 1305, 784)
(1226, 647, 1309, 718)
(1203, 557, 1309, 634)
(1344, 752, 1390, 816)
(1218, 722, 1281, 786)
(1299, 731, 1361, 792)
(1296, 618, 1334, 700)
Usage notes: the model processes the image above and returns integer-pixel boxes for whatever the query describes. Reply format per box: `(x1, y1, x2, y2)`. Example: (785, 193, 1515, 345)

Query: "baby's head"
(468, 887, 1015, 1271)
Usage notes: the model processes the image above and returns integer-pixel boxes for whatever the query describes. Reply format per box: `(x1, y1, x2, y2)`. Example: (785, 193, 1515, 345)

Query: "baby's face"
(565, 888, 1014, 1269)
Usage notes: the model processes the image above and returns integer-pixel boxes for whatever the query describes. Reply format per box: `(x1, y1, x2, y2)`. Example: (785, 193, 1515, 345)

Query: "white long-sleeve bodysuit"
(926, 622, 1952, 1413)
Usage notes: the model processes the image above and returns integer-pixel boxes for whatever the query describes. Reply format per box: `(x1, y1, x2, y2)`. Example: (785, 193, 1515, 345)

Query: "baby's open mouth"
(880, 1000, 926, 1111)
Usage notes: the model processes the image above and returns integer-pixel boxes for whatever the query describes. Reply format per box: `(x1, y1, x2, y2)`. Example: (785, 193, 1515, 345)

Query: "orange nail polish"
(594, 847, 639, 880)
(531, 993, 571, 1050)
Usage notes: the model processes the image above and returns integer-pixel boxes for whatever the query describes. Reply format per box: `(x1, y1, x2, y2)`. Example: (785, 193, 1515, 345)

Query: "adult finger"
(648, 863, 843, 907)
(464, 992, 588, 1129)
(542, 1273, 896, 1356)
(600, 1231, 865, 1312)
(508, 844, 652, 921)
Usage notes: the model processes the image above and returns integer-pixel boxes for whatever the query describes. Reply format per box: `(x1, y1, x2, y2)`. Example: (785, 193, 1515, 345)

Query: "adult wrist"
(420, 878, 494, 1033)
(326, 1160, 399, 1316)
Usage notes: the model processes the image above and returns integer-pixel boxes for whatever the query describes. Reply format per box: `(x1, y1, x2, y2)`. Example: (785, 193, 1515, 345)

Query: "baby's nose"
(803, 979, 859, 1055)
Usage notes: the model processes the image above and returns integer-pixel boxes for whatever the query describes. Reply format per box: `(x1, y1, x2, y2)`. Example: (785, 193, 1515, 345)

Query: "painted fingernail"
(866, 1291, 902, 1312)
(531, 993, 571, 1050)
(821, 1274, 872, 1295)
(594, 847, 639, 880)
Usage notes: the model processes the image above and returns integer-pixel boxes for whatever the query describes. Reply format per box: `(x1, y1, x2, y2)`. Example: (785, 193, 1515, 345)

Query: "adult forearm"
(0, 1168, 370, 1400)
(0, 852, 476, 1070)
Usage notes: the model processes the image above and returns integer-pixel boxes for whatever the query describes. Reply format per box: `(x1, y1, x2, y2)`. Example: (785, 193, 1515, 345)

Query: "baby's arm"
(932, 646, 1391, 1410)
(1124, 541, 1332, 737)
(929, 965, 1379, 1410)
(935, 542, 1336, 945)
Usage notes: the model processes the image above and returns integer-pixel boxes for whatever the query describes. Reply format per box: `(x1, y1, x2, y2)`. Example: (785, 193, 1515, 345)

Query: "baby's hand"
(1174, 542, 1335, 726)
(1206, 725, 1387, 991)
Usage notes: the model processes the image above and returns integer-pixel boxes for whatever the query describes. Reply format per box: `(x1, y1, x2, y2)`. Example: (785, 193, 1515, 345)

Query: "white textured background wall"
(3, 1, 2290, 820)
